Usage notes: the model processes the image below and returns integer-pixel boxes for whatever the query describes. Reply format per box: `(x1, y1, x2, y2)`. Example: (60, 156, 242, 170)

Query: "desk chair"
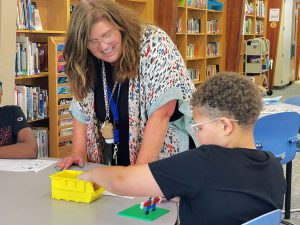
(242, 209, 282, 225)
(284, 96, 300, 152)
(254, 112, 300, 220)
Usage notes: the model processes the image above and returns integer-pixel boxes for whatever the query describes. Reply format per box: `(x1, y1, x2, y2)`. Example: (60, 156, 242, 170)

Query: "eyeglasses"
(87, 29, 116, 49)
(190, 117, 238, 135)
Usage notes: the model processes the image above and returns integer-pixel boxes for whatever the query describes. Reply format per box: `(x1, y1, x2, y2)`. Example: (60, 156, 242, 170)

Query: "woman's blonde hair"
(63, 0, 142, 101)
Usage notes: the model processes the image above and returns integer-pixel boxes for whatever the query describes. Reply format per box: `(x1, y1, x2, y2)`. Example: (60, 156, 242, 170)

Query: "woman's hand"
(55, 153, 85, 171)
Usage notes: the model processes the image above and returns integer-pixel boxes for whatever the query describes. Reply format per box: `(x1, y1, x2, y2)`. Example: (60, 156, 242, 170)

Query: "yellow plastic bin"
(50, 170, 104, 203)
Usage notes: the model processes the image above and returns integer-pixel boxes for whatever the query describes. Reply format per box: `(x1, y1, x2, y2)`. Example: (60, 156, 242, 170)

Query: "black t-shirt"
(149, 145, 286, 225)
(94, 62, 130, 166)
(0, 106, 29, 146)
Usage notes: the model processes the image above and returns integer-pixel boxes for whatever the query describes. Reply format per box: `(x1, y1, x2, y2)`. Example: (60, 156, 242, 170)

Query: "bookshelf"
(176, 0, 226, 85)
(15, 0, 77, 157)
(48, 37, 73, 158)
(114, 0, 154, 23)
(238, 0, 268, 74)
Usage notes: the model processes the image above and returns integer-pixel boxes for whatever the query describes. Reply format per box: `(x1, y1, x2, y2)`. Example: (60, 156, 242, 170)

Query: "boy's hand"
(78, 170, 100, 189)
(77, 170, 93, 182)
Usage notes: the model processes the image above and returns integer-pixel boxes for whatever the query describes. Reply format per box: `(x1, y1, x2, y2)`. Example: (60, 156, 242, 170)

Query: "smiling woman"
(56, 0, 196, 170)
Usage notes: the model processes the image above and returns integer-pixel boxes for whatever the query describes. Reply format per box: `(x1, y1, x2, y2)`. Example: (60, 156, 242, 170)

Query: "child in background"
(78, 72, 286, 225)
(0, 81, 38, 158)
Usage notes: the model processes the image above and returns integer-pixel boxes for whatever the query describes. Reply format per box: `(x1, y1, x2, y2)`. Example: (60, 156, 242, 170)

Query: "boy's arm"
(79, 164, 164, 197)
(0, 127, 38, 159)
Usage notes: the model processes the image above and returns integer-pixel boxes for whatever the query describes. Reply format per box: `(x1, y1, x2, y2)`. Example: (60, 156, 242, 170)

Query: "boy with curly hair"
(78, 72, 286, 225)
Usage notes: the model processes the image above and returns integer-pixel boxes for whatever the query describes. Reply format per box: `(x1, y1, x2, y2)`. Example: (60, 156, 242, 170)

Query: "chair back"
(254, 112, 299, 164)
(242, 209, 282, 225)
(284, 96, 300, 106)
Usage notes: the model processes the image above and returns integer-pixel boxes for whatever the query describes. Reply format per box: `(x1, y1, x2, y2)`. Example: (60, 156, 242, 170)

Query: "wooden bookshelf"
(15, 0, 78, 157)
(48, 36, 73, 158)
(238, 0, 268, 75)
(176, 0, 226, 84)
(114, 0, 154, 23)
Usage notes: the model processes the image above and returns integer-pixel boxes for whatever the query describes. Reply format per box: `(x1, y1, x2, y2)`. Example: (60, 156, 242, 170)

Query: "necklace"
(100, 60, 118, 139)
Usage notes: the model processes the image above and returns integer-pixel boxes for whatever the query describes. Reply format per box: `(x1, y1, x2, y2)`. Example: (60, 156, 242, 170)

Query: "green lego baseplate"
(118, 204, 169, 221)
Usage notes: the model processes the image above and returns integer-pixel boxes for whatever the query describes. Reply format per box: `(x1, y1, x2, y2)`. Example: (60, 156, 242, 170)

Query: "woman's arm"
(0, 127, 38, 159)
(136, 100, 176, 164)
(56, 118, 87, 170)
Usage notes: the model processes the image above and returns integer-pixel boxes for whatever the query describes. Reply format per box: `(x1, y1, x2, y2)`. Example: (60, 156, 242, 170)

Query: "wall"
(0, 0, 16, 105)
(274, 0, 294, 86)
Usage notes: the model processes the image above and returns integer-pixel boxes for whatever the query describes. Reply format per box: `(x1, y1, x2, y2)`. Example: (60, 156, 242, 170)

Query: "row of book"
(207, 42, 220, 57)
(187, 68, 200, 81)
(187, 64, 220, 81)
(176, 17, 183, 33)
(187, 0, 206, 8)
(243, 18, 253, 35)
(245, 0, 254, 15)
(245, 0, 265, 17)
(16, 0, 43, 30)
(207, 19, 219, 34)
(243, 19, 265, 35)
(206, 64, 220, 78)
(187, 42, 220, 58)
(256, 0, 265, 17)
(32, 127, 48, 157)
(256, 21, 265, 35)
(16, 36, 48, 76)
(187, 43, 197, 59)
(15, 86, 48, 121)
(187, 19, 201, 33)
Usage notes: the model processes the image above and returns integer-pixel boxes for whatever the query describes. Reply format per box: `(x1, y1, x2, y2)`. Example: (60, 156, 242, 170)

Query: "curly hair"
(191, 72, 263, 126)
(63, 0, 142, 101)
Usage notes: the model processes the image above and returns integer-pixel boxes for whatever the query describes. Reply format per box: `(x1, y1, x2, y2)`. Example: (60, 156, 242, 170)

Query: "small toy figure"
(140, 197, 162, 214)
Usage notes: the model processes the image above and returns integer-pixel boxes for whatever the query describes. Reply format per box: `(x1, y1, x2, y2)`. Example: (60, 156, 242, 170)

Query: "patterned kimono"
(69, 25, 196, 164)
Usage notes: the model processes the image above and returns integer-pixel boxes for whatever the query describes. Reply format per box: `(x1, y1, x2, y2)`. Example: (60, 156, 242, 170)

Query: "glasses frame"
(87, 29, 117, 49)
(190, 117, 238, 135)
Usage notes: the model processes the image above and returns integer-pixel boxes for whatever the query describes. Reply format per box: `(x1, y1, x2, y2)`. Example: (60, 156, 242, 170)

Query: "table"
(0, 162, 177, 225)
(261, 102, 300, 116)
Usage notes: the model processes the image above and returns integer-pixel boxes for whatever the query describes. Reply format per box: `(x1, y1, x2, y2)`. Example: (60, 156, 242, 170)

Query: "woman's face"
(87, 19, 122, 64)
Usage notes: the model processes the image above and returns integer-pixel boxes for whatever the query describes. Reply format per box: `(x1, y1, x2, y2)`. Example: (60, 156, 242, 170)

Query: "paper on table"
(0, 159, 56, 172)
(261, 103, 300, 114)
(262, 96, 282, 105)
(102, 190, 134, 199)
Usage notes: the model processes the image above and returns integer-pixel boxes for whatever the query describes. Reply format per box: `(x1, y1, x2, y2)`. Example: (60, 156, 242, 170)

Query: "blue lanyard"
(106, 83, 120, 144)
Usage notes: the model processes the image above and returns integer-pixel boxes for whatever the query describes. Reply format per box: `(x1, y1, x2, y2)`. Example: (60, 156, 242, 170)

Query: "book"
(37, 42, 48, 72)
(32, 127, 48, 157)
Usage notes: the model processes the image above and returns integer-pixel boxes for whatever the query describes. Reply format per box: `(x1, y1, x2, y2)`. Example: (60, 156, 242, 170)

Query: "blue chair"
(242, 209, 282, 225)
(254, 112, 300, 219)
(284, 96, 300, 152)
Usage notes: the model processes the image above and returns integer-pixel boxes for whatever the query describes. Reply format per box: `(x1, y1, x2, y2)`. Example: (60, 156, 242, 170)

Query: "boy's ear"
(219, 117, 234, 135)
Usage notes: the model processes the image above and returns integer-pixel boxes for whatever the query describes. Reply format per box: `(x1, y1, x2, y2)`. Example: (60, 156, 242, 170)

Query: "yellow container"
(50, 170, 104, 203)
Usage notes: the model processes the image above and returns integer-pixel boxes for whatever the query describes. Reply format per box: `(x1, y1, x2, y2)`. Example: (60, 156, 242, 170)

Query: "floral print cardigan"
(69, 25, 196, 164)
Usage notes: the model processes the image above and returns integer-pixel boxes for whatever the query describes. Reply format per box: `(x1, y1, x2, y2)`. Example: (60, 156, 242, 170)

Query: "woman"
(56, 0, 195, 170)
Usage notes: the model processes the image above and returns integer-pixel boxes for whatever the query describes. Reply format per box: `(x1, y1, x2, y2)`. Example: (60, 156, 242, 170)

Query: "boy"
(0, 81, 38, 158)
(78, 73, 286, 225)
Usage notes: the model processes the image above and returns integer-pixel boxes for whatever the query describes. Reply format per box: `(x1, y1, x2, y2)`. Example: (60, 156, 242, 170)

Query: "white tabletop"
(261, 103, 300, 115)
(0, 161, 177, 225)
